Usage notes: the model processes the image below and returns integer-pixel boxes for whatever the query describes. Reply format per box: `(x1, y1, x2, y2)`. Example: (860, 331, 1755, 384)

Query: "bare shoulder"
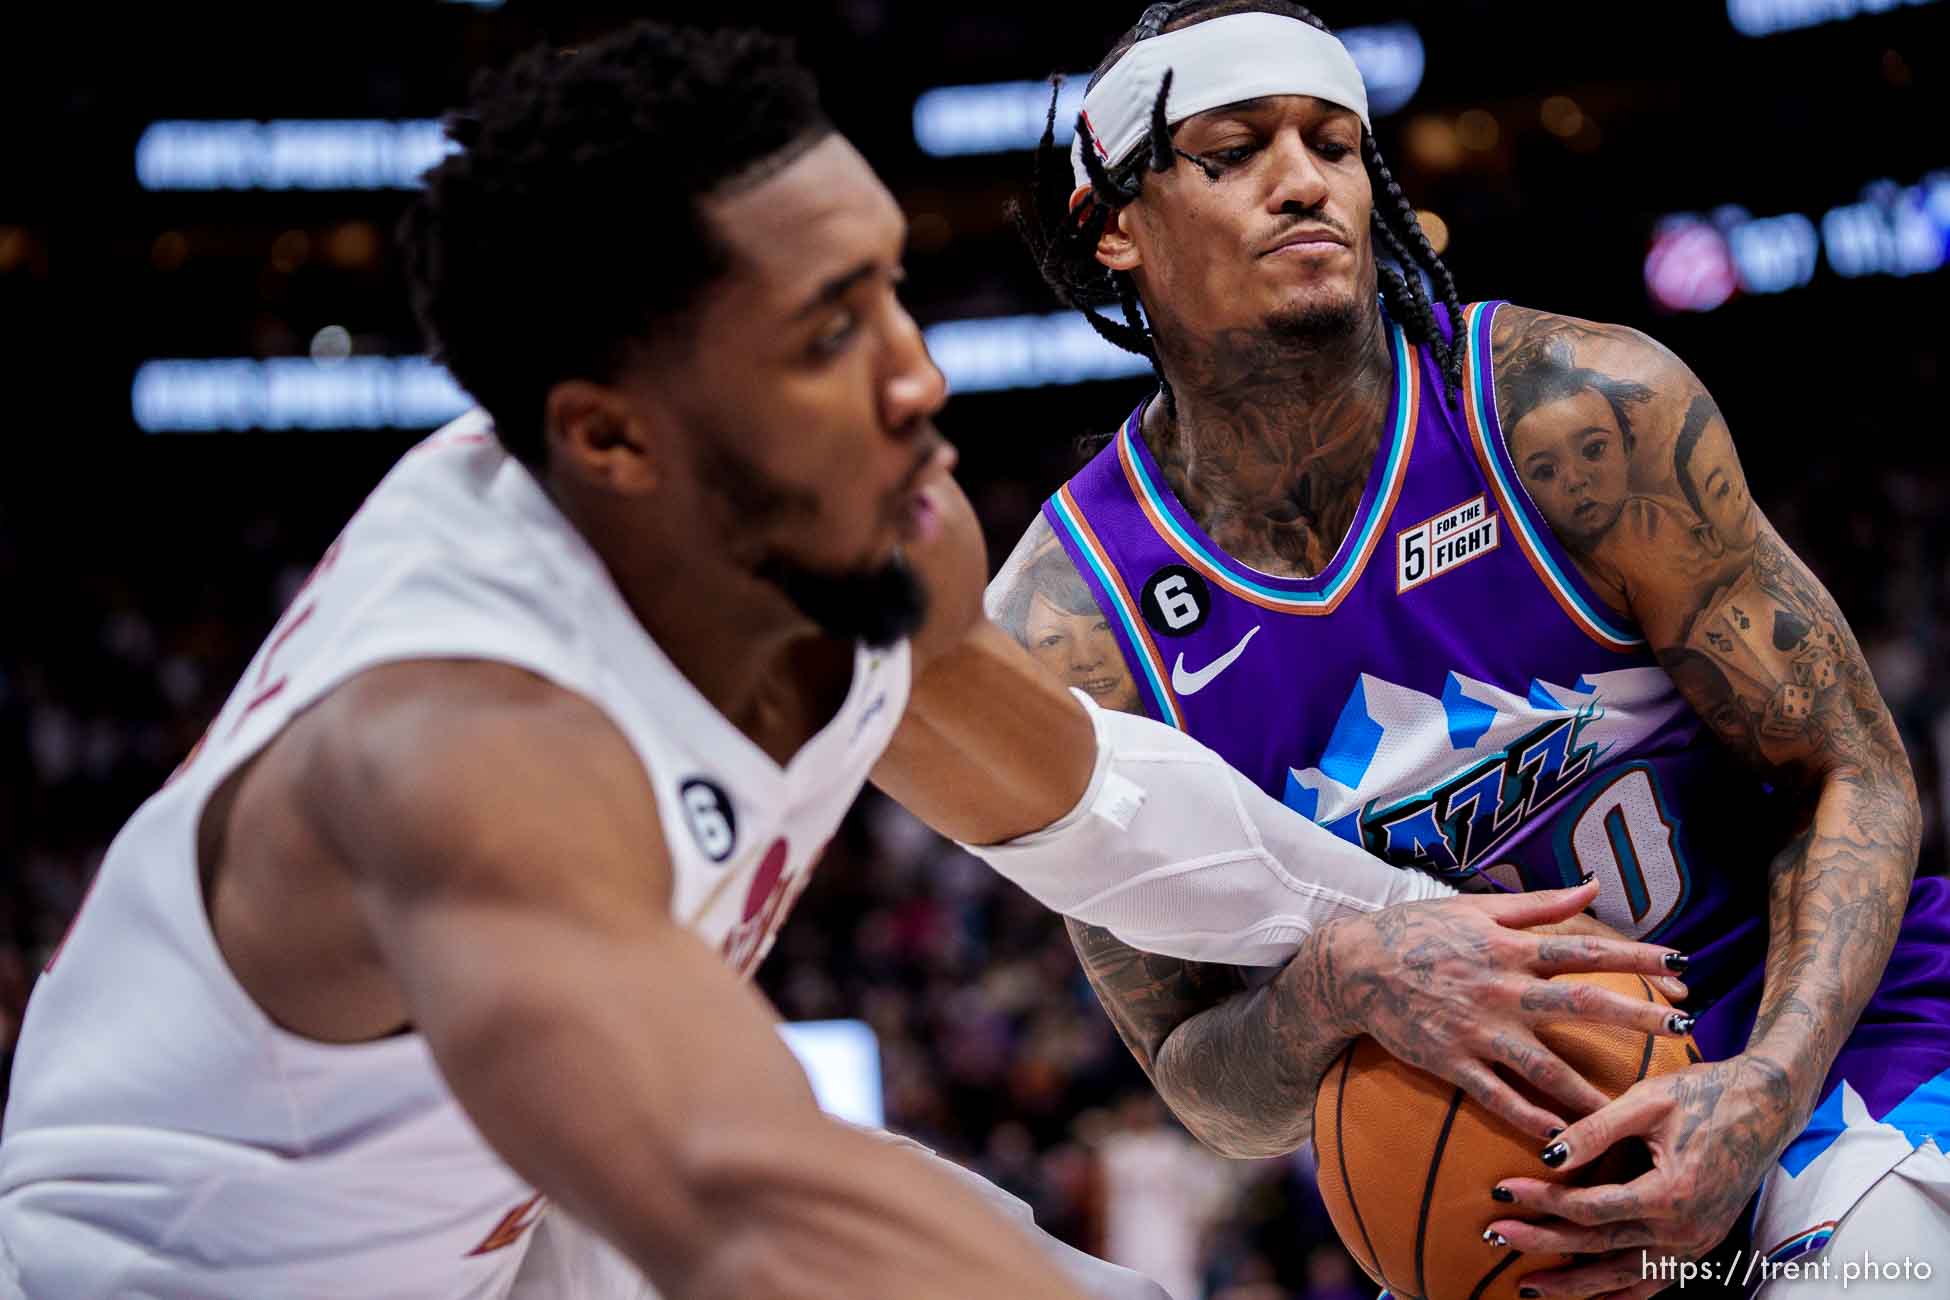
(1489, 304, 1681, 379)
(1485, 304, 1745, 609)
(202, 659, 667, 1041)
(983, 513, 1147, 716)
(984, 512, 1072, 632)
(298, 660, 666, 904)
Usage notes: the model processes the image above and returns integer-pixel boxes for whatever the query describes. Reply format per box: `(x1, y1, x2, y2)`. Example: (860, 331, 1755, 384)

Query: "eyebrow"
(791, 260, 881, 321)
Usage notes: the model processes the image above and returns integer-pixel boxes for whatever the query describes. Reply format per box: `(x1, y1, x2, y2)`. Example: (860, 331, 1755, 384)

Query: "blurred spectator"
(1097, 1092, 1238, 1300)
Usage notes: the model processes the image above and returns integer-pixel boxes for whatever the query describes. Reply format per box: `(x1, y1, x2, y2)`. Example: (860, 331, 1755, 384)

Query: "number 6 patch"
(679, 778, 738, 863)
(1139, 564, 1211, 637)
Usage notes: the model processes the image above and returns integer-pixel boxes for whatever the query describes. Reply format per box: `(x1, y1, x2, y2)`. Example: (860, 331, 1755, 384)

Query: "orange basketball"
(1311, 971, 1698, 1300)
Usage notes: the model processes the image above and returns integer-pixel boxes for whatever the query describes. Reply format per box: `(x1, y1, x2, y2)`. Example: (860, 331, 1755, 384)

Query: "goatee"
(1268, 295, 1361, 343)
(755, 553, 928, 650)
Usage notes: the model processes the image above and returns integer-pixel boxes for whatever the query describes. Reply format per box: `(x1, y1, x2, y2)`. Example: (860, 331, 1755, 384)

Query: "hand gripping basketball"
(1482, 1050, 1795, 1299)
(1316, 878, 1694, 1143)
(1313, 968, 1698, 1300)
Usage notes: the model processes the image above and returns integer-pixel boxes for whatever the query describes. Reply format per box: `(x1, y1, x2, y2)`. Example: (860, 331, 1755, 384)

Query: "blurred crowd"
(2, 451, 1947, 1298)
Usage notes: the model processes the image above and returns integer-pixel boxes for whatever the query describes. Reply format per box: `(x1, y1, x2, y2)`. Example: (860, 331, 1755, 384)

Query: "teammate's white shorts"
(1747, 1074, 1950, 1280)
(1751, 1139, 1950, 1297)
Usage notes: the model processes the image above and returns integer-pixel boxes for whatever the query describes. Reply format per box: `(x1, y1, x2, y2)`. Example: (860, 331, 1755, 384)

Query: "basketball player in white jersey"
(0, 21, 1692, 1299)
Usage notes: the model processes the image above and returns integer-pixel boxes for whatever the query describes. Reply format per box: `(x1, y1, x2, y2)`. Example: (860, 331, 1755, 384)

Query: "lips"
(1077, 677, 1121, 695)
(1262, 227, 1348, 257)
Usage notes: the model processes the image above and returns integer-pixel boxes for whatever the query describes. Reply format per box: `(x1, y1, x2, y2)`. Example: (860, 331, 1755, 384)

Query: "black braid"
(1147, 68, 1177, 173)
(1005, 72, 1175, 409)
(1374, 258, 1438, 378)
(1363, 133, 1465, 396)
(1366, 165, 1453, 386)
(1115, 274, 1177, 417)
(1010, 0, 1470, 409)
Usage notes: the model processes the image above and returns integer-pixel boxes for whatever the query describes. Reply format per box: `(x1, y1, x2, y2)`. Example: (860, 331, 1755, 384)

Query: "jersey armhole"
(1459, 301, 1646, 654)
(1039, 483, 1184, 730)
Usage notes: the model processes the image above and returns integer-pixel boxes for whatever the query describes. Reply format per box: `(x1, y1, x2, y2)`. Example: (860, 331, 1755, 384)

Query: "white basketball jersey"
(0, 412, 910, 1299)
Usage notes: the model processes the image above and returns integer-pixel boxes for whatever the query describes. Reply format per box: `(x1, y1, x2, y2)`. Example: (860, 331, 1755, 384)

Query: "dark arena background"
(2, 2, 1945, 1295)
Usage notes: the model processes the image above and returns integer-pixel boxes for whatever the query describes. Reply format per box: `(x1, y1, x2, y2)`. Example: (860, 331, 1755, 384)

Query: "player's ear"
(543, 379, 664, 494)
(1094, 203, 1143, 274)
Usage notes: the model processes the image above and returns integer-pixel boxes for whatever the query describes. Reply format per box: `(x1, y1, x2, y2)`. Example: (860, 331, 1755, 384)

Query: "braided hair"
(1011, 0, 1465, 411)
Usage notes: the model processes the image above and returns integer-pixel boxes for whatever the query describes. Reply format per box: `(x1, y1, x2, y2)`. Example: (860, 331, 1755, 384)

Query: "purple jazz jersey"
(1045, 300, 1950, 1148)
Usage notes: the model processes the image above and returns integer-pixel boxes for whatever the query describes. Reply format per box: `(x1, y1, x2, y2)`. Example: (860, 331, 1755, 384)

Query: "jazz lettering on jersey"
(1361, 710, 1598, 881)
(1397, 495, 1499, 594)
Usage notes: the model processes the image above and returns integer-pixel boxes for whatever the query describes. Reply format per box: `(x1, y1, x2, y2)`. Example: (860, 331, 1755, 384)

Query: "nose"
(1265, 127, 1331, 215)
(881, 300, 948, 437)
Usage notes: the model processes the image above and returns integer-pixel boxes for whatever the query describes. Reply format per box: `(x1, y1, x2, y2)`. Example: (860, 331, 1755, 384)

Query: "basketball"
(1312, 971, 1699, 1300)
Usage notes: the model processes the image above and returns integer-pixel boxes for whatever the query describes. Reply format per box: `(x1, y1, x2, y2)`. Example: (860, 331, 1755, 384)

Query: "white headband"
(1069, 12, 1370, 189)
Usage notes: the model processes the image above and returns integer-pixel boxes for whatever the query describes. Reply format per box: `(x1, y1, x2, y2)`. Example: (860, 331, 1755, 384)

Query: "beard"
(1267, 291, 1361, 344)
(754, 552, 928, 649)
(695, 436, 929, 649)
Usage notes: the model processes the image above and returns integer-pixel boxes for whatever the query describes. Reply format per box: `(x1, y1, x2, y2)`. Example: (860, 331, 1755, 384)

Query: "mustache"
(1265, 208, 1354, 245)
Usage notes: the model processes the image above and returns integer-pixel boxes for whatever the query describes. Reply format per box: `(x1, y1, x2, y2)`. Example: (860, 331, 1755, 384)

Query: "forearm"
(875, 617, 1097, 846)
(1154, 927, 1358, 1157)
(1070, 917, 1359, 1159)
(664, 1117, 1087, 1300)
(414, 921, 1084, 1299)
(1745, 764, 1920, 1126)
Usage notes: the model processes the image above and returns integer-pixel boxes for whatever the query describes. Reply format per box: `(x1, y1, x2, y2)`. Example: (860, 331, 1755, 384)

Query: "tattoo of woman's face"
(1024, 592, 1140, 713)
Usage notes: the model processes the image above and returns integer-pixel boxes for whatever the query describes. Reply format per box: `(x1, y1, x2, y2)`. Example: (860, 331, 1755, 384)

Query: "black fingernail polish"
(1578, 868, 1596, 885)
(1547, 1126, 1564, 1139)
(1481, 1227, 1508, 1248)
(1491, 1185, 1514, 1203)
(1540, 1140, 1569, 1167)
(1520, 1289, 1541, 1299)
(1663, 951, 1690, 972)
(1668, 1012, 1696, 1035)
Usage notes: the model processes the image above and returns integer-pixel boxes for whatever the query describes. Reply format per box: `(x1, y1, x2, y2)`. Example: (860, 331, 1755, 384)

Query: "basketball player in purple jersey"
(997, 2, 1950, 1293)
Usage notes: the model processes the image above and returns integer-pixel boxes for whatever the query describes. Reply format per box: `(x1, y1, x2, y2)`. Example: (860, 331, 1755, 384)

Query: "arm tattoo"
(1069, 918, 1346, 1158)
(1065, 919, 1247, 1077)
(1493, 305, 1920, 1145)
(993, 518, 1346, 1155)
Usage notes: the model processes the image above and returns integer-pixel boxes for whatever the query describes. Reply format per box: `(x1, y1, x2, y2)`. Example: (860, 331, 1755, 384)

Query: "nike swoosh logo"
(1171, 626, 1261, 696)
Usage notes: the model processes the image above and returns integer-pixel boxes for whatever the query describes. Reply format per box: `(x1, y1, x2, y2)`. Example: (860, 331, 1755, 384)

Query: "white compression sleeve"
(964, 690, 1455, 966)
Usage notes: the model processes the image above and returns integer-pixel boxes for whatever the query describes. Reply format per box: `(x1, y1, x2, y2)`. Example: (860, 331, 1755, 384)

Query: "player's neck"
(1144, 306, 1393, 580)
(552, 484, 849, 763)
